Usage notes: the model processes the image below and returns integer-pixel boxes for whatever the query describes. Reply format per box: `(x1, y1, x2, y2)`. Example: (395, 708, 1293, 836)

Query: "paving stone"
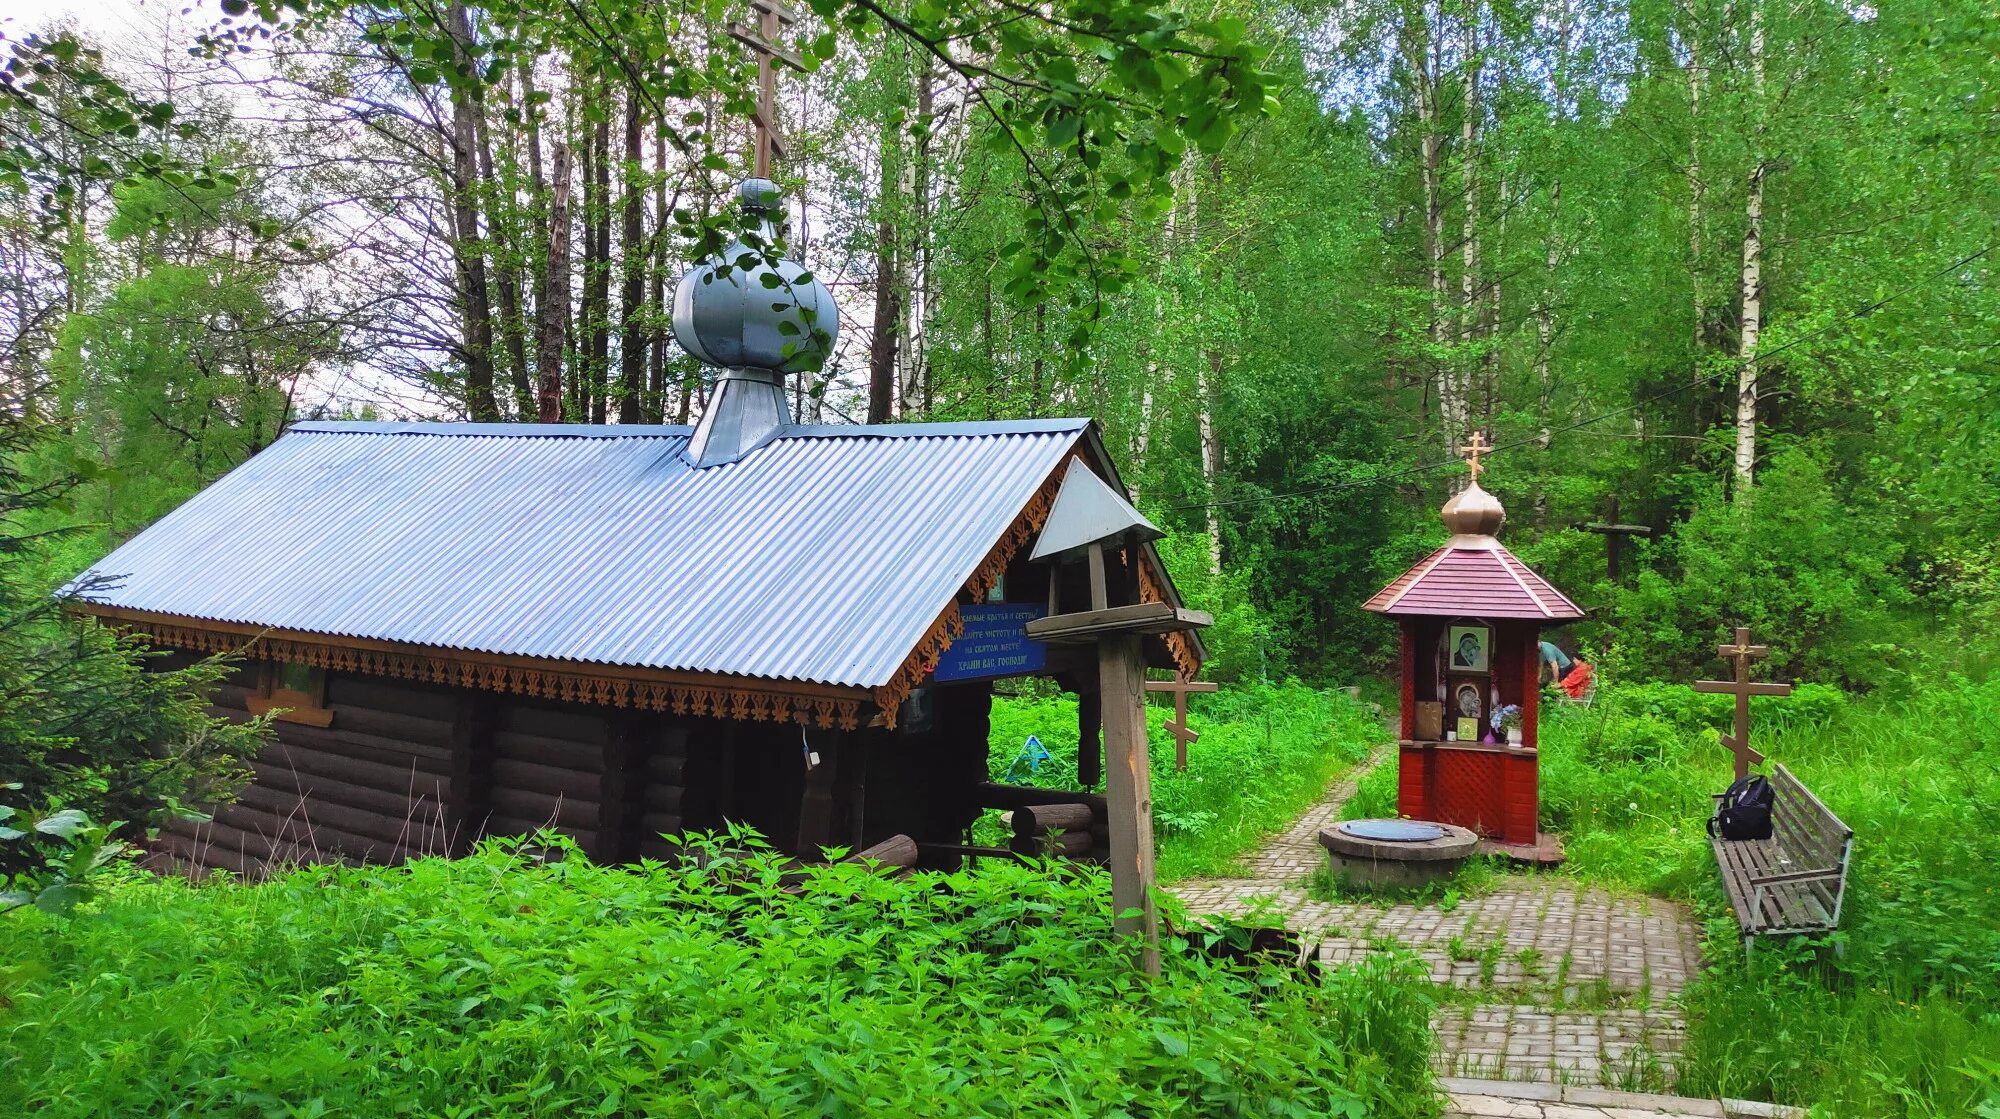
(1169, 743, 1703, 1093)
(1564, 1088, 1722, 1115)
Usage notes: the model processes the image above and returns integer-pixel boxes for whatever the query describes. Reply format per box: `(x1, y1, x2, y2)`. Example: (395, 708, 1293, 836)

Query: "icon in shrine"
(1362, 434, 1584, 862)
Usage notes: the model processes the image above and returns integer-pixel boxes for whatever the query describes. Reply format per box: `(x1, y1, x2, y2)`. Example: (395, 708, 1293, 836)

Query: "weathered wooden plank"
(846, 833, 918, 869)
(498, 703, 609, 746)
(975, 782, 1108, 814)
(484, 814, 592, 845)
(638, 781, 684, 815)
(212, 802, 414, 865)
(488, 786, 600, 830)
(274, 721, 451, 770)
(638, 811, 683, 840)
(913, 842, 1023, 870)
(251, 761, 450, 821)
(489, 757, 602, 801)
(325, 674, 459, 719)
(490, 730, 604, 773)
(257, 742, 445, 798)
(151, 826, 284, 879)
(238, 784, 448, 853)
(327, 703, 456, 749)
(1014, 803, 1095, 834)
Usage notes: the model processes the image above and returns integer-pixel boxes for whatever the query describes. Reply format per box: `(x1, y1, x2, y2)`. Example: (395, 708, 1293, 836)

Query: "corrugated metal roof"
(1363, 543, 1584, 621)
(65, 419, 1094, 689)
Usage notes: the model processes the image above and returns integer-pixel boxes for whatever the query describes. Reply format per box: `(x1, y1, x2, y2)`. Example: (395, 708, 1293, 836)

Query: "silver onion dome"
(671, 178, 839, 375)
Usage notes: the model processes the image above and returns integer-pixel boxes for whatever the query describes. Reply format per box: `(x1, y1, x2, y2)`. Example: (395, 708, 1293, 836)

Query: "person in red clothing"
(1539, 640, 1594, 700)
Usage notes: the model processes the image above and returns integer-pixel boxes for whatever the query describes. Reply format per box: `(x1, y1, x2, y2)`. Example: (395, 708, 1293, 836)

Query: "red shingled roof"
(1364, 543, 1584, 621)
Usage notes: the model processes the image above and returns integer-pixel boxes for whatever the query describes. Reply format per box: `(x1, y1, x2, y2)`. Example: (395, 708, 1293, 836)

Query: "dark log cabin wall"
(145, 648, 1004, 876)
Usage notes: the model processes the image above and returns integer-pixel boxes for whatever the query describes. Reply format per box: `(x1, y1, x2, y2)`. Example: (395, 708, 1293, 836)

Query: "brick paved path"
(1174, 747, 1703, 1091)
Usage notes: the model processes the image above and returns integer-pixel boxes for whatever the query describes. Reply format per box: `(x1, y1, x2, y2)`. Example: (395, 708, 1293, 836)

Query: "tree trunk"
(1687, 10, 1707, 371)
(1198, 350, 1225, 576)
(445, 3, 498, 421)
(476, 86, 533, 419)
(1458, 6, 1483, 438)
(586, 100, 612, 424)
(898, 67, 933, 417)
(536, 143, 571, 423)
(617, 82, 646, 424)
(649, 120, 669, 425)
(1734, 0, 1765, 490)
(1409, 19, 1455, 460)
(866, 113, 900, 424)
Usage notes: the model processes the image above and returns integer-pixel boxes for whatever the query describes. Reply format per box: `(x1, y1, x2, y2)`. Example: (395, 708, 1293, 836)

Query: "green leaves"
(0, 837, 1435, 1115)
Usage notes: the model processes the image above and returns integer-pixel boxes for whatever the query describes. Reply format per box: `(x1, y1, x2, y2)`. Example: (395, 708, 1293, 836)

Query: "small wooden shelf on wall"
(1400, 738, 1535, 757)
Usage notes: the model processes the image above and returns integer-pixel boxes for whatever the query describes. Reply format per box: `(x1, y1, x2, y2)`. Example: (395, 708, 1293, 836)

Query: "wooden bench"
(1711, 763, 1854, 947)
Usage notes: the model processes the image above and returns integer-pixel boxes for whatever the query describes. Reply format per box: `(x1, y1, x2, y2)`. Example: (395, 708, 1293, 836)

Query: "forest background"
(4, 0, 1996, 691)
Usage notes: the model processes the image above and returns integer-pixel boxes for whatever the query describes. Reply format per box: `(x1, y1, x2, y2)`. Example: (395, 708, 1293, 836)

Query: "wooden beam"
(726, 24, 805, 71)
(1693, 681, 1793, 696)
(1099, 632, 1160, 976)
(1026, 602, 1212, 645)
(1076, 689, 1102, 788)
(446, 692, 495, 855)
(795, 729, 839, 856)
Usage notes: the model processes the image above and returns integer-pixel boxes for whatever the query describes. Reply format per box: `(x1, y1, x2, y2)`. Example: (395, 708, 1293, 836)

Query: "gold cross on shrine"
(727, 0, 805, 178)
(1144, 678, 1219, 771)
(1459, 431, 1493, 484)
(1693, 626, 1794, 780)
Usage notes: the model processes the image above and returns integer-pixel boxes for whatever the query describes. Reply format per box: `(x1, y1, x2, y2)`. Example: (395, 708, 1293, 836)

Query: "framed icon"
(1448, 625, 1491, 673)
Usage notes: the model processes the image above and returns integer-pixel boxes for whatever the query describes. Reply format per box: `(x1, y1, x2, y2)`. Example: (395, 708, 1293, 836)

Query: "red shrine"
(1363, 439, 1582, 857)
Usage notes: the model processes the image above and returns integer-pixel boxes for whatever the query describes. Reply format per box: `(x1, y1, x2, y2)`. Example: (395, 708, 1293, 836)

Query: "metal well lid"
(1339, 819, 1447, 842)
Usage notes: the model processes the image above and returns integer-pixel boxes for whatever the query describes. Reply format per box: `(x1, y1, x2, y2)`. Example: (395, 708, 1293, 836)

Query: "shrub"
(1614, 451, 1911, 687)
(0, 836, 1438, 1118)
(0, 417, 265, 872)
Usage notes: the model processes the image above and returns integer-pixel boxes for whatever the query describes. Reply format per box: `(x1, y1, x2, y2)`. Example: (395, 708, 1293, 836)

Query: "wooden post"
(446, 692, 495, 856)
(836, 730, 869, 848)
(795, 728, 839, 855)
(1076, 688, 1102, 788)
(1099, 632, 1159, 976)
(594, 713, 639, 863)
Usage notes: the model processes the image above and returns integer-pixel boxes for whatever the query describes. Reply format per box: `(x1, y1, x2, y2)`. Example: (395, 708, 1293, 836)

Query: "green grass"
(0, 833, 1441, 1118)
(1532, 677, 2000, 1118)
(988, 680, 1388, 880)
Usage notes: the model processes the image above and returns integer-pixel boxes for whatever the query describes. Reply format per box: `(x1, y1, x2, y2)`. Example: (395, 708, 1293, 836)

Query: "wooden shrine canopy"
(63, 419, 1202, 732)
(1362, 534, 1584, 622)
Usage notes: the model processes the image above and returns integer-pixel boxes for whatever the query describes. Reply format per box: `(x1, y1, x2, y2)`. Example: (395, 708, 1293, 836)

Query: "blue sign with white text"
(932, 603, 1047, 683)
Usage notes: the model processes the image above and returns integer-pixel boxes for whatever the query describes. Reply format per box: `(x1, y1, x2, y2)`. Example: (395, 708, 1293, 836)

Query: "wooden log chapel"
(62, 179, 1203, 879)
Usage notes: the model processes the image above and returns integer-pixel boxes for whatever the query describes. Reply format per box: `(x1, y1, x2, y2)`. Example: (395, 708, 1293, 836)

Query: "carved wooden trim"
(870, 452, 1074, 726)
(1137, 560, 1201, 681)
(77, 605, 866, 731)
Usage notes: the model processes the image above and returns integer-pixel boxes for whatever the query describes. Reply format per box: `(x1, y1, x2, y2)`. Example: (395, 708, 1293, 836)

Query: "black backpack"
(1709, 774, 1774, 841)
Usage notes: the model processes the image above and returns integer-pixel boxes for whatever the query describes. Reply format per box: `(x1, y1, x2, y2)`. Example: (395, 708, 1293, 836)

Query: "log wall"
(146, 655, 992, 877)
(153, 668, 453, 878)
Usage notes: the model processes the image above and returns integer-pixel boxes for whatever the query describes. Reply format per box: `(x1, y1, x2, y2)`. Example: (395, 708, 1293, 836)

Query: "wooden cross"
(1459, 431, 1493, 484)
(727, 0, 804, 178)
(1581, 496, 1655, 582)
(1144, 678, 1219, 772)
(1693, 626, 1793, 780)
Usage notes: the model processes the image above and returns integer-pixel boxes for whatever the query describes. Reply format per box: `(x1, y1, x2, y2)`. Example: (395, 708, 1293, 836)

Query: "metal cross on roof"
(726, 0, 804, 178)
(1144, 678, 1219, 771)
(1459, 431, 1493, 484)
(1693, 626, 1794, 780)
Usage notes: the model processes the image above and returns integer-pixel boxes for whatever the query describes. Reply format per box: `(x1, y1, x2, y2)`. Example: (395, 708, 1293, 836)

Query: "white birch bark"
(1734, 0, 1765, 489)
(1459, 6, 1484, 436)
